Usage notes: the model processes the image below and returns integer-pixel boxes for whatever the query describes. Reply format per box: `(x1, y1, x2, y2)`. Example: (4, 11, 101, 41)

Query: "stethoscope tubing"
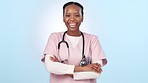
(57, 31, 85, 63)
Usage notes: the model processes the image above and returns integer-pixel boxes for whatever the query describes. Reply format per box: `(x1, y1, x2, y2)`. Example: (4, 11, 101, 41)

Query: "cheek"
(77, 17, 83, 22)
(77, 18, 83, 23)
(63, 18, 68, 22)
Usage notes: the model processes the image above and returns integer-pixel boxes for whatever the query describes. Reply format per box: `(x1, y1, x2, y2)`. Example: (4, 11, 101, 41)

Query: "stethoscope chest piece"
(80, 56, 87, 66)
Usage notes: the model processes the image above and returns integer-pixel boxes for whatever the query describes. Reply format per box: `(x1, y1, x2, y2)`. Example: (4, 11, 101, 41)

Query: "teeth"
(69, 23, 76, 27)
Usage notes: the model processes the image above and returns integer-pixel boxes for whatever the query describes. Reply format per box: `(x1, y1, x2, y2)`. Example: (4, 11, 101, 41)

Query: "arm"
(73, 60, 103, 80)
(44, 54, 101, 74)
(44, 54, 74, 74)
(72, 35, 108, 80)
(48, 55, 103, 80)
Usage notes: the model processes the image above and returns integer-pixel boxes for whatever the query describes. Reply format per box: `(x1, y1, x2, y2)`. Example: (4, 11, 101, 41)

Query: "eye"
(75, 14, 80, 17)
(65, 14, 70, 17)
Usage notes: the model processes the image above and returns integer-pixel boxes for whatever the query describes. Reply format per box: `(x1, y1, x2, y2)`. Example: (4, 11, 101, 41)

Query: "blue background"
(0, 0, 148, 83)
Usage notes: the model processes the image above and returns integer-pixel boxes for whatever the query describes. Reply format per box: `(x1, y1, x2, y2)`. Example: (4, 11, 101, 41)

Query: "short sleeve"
(41, 33, 57, 62)
(90, 36, 106, 62)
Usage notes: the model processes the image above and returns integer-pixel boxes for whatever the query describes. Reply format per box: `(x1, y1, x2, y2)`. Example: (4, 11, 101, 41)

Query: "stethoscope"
(58, 31, 90, 66)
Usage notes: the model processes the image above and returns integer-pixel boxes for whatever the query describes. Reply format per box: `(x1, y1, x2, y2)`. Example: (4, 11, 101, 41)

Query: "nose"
(69, 18, 75, 22)
(69, 15, 75, 21)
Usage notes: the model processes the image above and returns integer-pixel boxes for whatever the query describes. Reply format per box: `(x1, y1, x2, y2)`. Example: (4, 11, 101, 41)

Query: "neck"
(67, 31, 81, 36)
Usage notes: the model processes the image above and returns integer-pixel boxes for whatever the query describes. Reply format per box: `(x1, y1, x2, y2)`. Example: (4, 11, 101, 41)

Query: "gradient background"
(0, 0, 148, 83)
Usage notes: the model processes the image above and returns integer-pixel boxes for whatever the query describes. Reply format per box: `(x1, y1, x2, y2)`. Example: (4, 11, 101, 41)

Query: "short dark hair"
(63, 1, 84, 17)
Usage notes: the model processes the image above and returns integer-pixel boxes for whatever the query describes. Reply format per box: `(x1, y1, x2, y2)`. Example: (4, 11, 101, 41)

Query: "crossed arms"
(44, 54, 107, 80)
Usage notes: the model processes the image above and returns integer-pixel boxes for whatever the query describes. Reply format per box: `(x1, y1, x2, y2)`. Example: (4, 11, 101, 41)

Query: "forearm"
(64, 66, 84, 78)
(66, 65, 100, 79)
(74, 60, 103, 72)
(44, 55, 74, 74)
(72, 60, 103, 80)
(74, 66, 84, 72)
(45, 55, 104, 80)
(73, 71, 100, 80)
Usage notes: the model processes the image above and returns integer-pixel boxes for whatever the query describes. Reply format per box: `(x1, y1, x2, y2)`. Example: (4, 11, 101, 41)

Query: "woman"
(41, 1, 107, 83)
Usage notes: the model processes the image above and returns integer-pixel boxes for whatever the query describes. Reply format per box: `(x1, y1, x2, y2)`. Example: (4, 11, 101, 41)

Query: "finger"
(49, 56, 54, 61)
(93, 68, 101, 73)
(92, 66, 102, 73)
(52, 55, 60, 62)
(92, 64, 101, 69)
(92, 66, 99, 71)
(94, 63, 101, 67)
(98, 68, 102, 73)
(96, 67, 102, 73)
(91, 63, 101, 67)
(53, 55, 57, 59)
(49, 56, 58, 62)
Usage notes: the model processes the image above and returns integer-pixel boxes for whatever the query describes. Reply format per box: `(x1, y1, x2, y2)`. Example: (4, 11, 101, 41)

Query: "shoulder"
(83, 32, 98, 40)
(49, 32, 64, 39)
(50, 32, 64, 36)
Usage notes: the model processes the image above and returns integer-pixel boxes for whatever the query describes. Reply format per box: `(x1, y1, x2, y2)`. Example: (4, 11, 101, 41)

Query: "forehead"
(64, 4, 81, 14)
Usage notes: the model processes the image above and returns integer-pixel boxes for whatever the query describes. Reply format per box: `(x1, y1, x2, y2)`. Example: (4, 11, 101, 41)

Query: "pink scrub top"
(42, 32, 106, 83)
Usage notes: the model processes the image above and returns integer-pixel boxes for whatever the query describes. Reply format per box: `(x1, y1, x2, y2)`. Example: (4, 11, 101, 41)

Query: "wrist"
(74, 66, 84, 72)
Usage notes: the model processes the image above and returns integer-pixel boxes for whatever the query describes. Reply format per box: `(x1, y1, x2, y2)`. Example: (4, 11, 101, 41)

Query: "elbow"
(102, 59, 107, 66)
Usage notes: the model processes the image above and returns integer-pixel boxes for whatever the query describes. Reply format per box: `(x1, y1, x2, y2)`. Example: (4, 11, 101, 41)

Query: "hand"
(75, 63, 102, 73)
(84, 63, 102, 73)
(91, 63, 102, 73)
(49, 55, 59, 62)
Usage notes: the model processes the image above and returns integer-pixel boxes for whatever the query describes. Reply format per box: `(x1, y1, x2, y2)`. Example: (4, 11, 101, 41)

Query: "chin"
(68, 29, 77, 32)
(68, 27, 78, 32)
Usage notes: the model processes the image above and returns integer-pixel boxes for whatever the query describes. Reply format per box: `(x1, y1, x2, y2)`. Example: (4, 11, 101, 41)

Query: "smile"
(69, 23, 76, 27)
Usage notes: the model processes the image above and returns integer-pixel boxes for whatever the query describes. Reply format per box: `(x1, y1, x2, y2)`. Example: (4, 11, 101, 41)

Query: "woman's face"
(63, 4, 83, 33)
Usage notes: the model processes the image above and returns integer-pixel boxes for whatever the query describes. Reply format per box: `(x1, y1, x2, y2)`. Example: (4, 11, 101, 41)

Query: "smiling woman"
(63, 3, 83, 36)
(1, 0, 147, 83)
(41, 1, 107, 83)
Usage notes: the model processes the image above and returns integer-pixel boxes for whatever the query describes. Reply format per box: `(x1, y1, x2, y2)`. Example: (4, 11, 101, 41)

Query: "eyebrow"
(65, 12, 80, 14)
